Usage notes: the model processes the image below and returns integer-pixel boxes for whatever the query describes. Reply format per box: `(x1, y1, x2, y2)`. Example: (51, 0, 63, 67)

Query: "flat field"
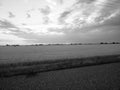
(0, 44, 120, 64)
(0, 44, 120, 90)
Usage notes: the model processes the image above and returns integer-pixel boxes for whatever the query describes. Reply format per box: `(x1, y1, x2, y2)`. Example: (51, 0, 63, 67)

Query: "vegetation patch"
(0, 54, 120, 78)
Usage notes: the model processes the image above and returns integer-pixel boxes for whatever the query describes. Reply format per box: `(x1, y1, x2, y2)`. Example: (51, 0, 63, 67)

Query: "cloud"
(27, 8, 35, 13)
(0, 2, 2, 6)
(0, 0, 120, 44)
(0, 18, 64, 41)
(39, 6, 51, 24)
(25, 9, 35, 18)
(26, 13, 31, 18)
(42, 16, 50, 24)
(59, 0, 63, 5)
(40, 6, 51, 15)
(0, 19, 29, 35)
(0, 19, 19, 31)
(59, 10, 72, 24)
(0, 32, 27, 45)
(60, 10, 72, 18)
(0, 19, 29, 44)
(76, 0, 95, 4)
(0, 19, 38, 44)
(22, 23, 27, 26)
(49, 10, 120, 35)
(8, 12, 15, 18)
(14, 32, 65, 44)
(56, 0, 120, 33)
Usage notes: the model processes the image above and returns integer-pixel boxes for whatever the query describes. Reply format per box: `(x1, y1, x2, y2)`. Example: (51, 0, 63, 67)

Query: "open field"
(0, 44, 120, 64)
(0, 44, 120, 77)
(0, 44, 120, 89)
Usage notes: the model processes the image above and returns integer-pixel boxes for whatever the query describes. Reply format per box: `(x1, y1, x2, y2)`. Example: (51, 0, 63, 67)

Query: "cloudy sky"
(0, 0, 120, 45)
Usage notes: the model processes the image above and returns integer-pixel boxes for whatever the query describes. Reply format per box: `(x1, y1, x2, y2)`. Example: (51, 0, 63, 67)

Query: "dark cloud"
(50, 11, 120, 35)
(79, 13, 120, 33)
(0, 19, 32, 42)
(60, 10, 71, 19)
(72, 14, 120, 34)
(103, 13, 120, 26)
(40, 6, 51, 15)
(0, 19, 18, 29)
(97, 0, 120, 22)
(76, 0, 95, 4)
(91, 13, 120, 30)
(105, 0, 120, 8)
(48, 24, 120, 43)
(0, 19, 20, 33)
(8, 12, 15, 18)
(59, 10, 72, 24)
(67, 28, 120, 43)
(57, 0, 120, 33)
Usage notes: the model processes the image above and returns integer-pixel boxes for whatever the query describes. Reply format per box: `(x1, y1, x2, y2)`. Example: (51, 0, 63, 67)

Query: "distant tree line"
(6, 44, 20, 47)
(100, 42, 120, 44)
(5, 42, 120, 47)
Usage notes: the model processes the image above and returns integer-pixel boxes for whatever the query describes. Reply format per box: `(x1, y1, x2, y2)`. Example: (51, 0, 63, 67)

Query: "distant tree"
(78, 43, 82, 45)
(116, 42, 120, 44)
(6, 44, 10, 46)
(12, 44, 20, 47)
(112, 42, 116, 44)
(39, 44, 43, 46)
(35, 44, 39, 46)
(100, 42, 104, 44)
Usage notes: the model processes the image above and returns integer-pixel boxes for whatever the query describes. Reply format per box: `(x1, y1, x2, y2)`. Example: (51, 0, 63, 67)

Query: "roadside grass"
(0, 54, 120, 78)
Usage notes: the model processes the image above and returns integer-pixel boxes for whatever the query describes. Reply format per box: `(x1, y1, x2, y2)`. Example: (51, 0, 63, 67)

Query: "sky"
(0, 0, 120, 45)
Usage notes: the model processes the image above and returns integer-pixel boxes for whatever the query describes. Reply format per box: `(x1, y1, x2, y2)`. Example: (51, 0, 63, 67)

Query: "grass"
(0, 54, 120, 78)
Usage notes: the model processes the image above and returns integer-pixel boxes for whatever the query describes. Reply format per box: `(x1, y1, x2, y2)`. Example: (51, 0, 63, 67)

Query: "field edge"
(0, 54, 120, 78)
